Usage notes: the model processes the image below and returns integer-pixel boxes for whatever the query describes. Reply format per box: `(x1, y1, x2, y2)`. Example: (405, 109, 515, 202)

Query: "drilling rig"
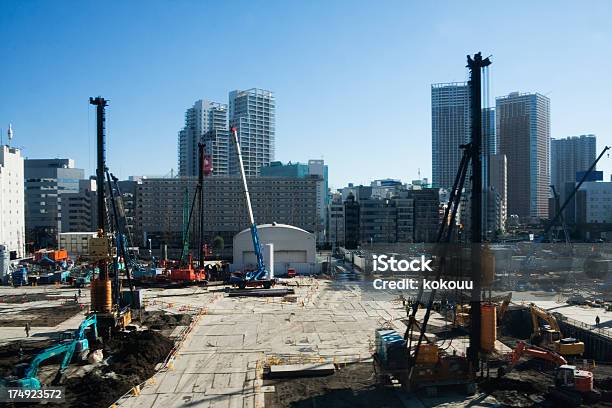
(376, 53, 491, 395)
(88, 96, 132, 337)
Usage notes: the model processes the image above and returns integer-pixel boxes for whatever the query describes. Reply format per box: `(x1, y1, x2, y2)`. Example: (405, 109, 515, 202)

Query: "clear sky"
(1, 0, 611, 188)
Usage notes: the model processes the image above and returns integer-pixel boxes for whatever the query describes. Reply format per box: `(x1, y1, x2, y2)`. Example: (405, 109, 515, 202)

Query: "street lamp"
(148, 238, 152, 258)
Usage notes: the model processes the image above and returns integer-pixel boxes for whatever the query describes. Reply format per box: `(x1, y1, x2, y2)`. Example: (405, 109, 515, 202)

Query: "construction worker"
(25, 322, 30, 338)
(596, 315, 601, 328)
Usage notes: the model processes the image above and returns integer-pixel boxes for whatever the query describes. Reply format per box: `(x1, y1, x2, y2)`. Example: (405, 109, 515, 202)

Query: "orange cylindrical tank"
(481, 303, 497, 352)
(91, 279, 112, 313)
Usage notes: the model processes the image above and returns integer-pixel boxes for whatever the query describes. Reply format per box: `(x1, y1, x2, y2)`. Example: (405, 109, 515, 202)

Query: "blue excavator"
(228, 126, 276, 290)
(3, 314, 99, 389)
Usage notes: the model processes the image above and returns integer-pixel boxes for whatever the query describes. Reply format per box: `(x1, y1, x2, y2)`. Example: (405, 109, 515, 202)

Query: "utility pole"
(466, 52, 491, 370)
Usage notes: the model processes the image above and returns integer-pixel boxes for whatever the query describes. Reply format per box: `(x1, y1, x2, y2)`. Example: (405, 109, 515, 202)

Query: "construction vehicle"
(497, 292, 512, 323)
(374, 328, 474, 396)
(74, 269, 93, 288)
(88, 96, 132, 336)
(228, 126, 276, 290)
(4, 315, 99, 389)
(171, 144, 208, 285)
(11, 265, 28, 286)
(58, 314, 99, 361)
(529, 303, 584, 356)
(504, 341, 599, 406)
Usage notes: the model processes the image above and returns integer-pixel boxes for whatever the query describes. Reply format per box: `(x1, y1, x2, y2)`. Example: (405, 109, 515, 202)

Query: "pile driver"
(88, 96, 132, 336)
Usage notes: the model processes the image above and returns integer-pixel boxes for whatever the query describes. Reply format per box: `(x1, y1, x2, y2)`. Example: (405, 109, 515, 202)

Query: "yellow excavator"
(530, 303, 584, 356)
(497, 292, 512, 324)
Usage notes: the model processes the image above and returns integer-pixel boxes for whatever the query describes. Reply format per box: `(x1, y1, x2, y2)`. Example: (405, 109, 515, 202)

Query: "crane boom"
(230, 126, 266, 280)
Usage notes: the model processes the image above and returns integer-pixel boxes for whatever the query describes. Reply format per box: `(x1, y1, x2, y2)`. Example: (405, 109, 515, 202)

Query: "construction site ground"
(3, 279, 612, 407)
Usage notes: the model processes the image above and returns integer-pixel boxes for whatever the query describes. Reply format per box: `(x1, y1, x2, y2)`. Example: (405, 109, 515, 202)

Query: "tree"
(212, 235, 224, 252)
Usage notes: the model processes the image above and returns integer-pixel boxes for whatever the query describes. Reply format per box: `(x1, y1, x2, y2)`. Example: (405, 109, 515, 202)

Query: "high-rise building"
(178, 100, 229, 177)
(497, 92, 550, 221)
(431, 82, 470, 190)
(0, 145, 25, 259)
(229, 89, 275, 176)
(24, 159, 84, 248)
(551, 135, 597, 192)
(489, 153, 508, 234)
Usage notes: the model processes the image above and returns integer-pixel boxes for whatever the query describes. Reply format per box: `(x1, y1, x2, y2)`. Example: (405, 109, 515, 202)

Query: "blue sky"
(1, 0, 611, 188)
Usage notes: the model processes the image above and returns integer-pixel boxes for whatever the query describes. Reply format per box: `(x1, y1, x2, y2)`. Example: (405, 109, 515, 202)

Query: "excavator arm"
(530, 304, 561, 333)
(22, 342, 75, 381)
(511, 341, 568, 367)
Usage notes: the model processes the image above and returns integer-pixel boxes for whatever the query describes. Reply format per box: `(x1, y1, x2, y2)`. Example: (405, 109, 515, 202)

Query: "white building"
(59, 232, 97, 258)
(578, 181, 612, 224)
(232, 223, 319, 275)
(0, 145, 25, 258)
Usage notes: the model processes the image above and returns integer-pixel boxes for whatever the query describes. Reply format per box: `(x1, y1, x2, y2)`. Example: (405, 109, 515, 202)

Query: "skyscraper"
(229, 88, 275, 176)
(551, 135, 597, 191)
(178, 100, 229, 177)
(431, 82, 470, 190)
(497, 92, 550, 221)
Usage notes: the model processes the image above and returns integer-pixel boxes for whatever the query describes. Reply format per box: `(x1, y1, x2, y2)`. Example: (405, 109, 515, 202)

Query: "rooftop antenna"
(7, 123, 14, 147)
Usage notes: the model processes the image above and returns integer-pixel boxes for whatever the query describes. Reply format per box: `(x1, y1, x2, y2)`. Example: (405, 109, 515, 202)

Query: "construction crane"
(529, 303, 584, 356)
(4, 315, 98, 389)
(549, 185, 572, 248)
(228, 126, 275, 289)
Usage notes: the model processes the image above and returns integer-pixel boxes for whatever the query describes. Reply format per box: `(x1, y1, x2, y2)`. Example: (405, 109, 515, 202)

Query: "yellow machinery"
(530, 304, 584, 356)
(497, 292, 512, 323)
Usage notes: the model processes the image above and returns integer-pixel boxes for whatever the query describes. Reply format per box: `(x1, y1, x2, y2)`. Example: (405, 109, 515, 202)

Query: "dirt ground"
(0, 338, 55, 378)
(62, 329, 175, 408)
(0, 311, 191, 408)
(265, 362, 404, 408)
(0, 292, 73, 304)
(0, 304, 82, 327)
